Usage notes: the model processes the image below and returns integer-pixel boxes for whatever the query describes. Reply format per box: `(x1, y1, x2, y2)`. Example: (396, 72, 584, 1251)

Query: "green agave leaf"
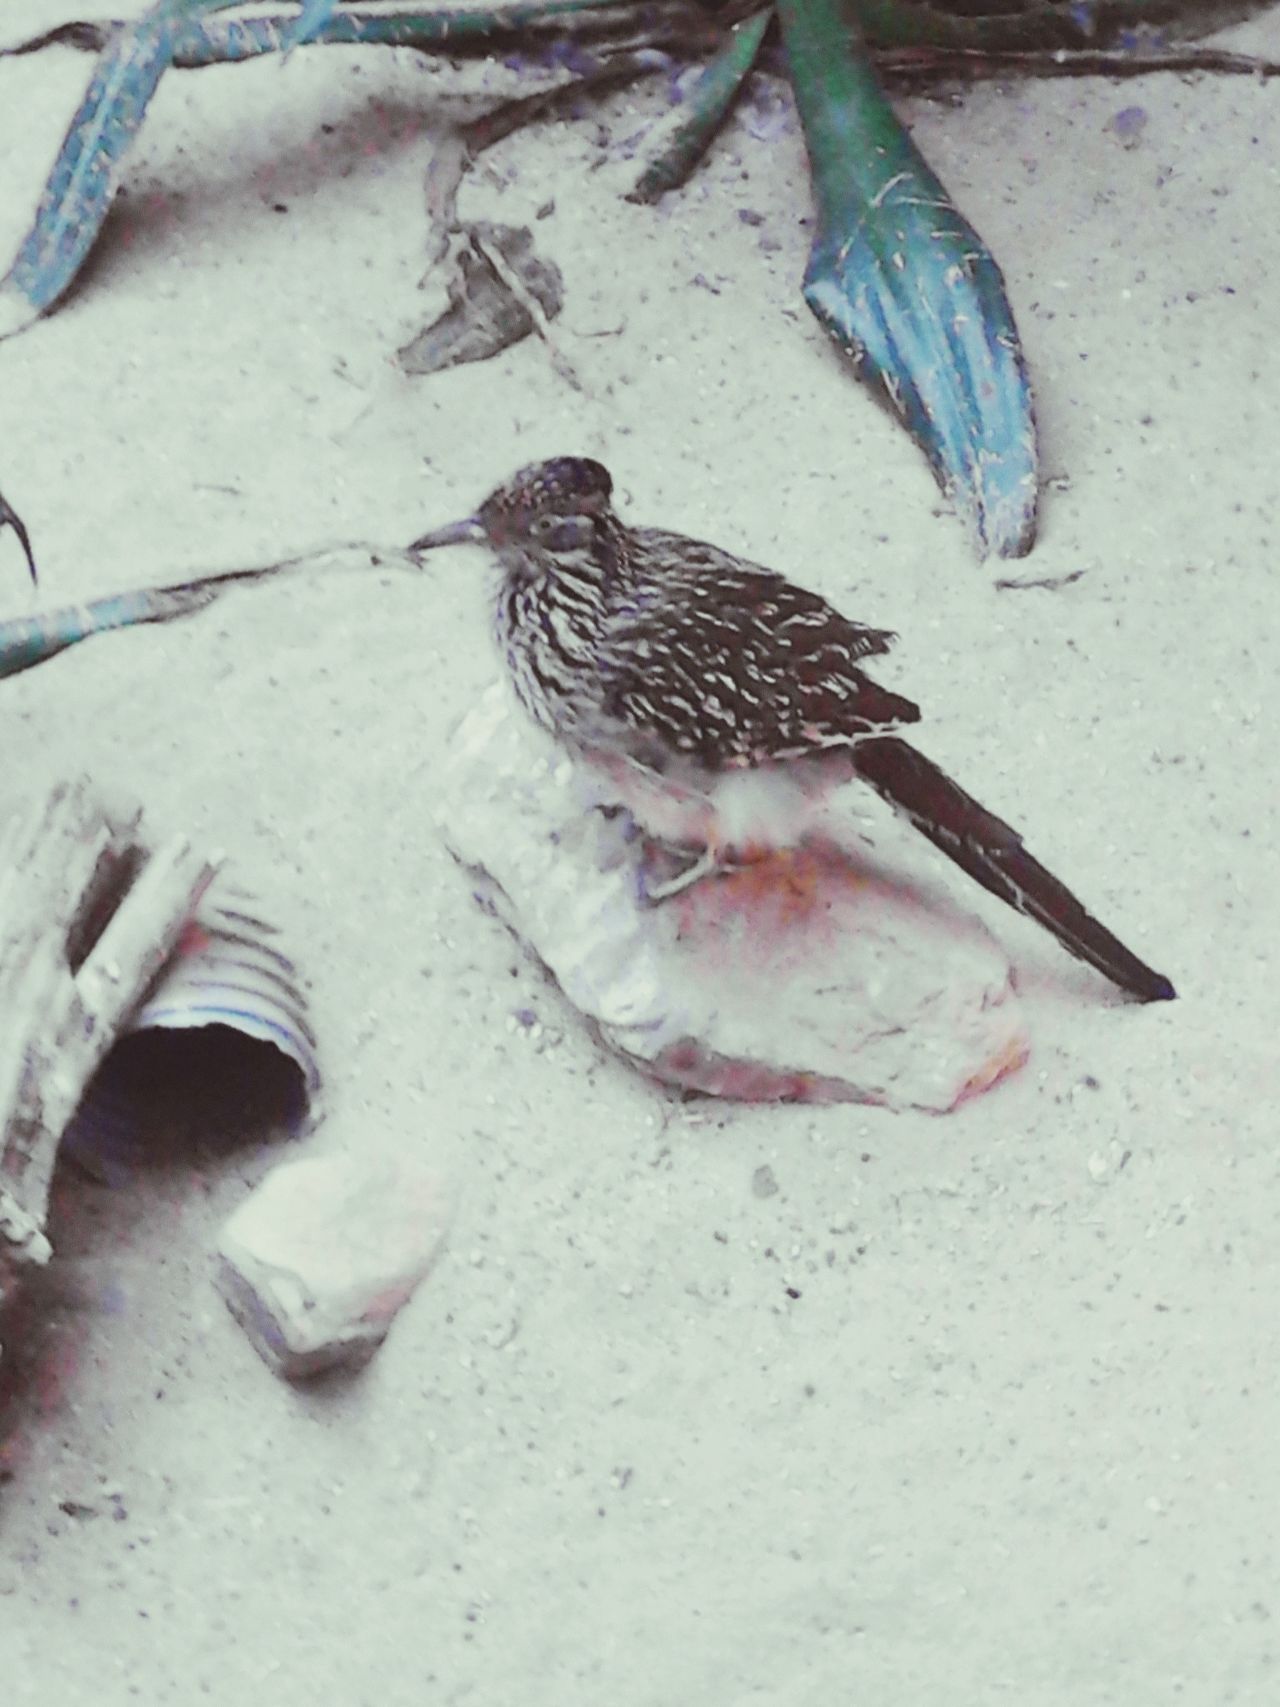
(0, 0, 728, 335)
(626, 10, 770, 204)
(0, 546, 389, 683)
(278, 0, 341, 55)
(778, 0, 1037, 556)
(0, 1, 248, 337)
(3, 2, 736, 67)
(0, 572, 263, 683)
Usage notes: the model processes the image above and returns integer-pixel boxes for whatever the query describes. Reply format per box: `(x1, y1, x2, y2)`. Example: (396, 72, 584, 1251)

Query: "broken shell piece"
(216, 1148, 453, 1380)
(64, 889, 321, 1182)
(433, 684, 1029, 1113)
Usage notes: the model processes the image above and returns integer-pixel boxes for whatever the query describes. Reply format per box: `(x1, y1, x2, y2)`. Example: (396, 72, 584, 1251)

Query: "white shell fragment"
(434, 684, 1029, 1113)
(216, 1148, 453, 1379)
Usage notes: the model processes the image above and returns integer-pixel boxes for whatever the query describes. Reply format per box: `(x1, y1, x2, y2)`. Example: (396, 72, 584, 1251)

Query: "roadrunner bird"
(412, 457, 1174, 1002)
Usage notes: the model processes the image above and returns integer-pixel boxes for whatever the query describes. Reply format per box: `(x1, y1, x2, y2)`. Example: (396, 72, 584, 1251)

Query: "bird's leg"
(581, 802, 718, 898)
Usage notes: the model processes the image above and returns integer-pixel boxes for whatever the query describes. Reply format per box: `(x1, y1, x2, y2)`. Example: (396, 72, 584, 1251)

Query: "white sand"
(1, 3, 1278, 1700)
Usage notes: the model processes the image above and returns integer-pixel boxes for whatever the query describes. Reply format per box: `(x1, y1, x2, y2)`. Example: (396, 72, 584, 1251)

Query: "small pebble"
(1109, 106, 1148, 149)
(752, 1164, 779, 1199)
(217, 1148, 452, 1380)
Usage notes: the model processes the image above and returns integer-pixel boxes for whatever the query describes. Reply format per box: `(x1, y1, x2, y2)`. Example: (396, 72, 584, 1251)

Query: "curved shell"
(126, 893, 321, 1110)
(66, 884, 321, 1182)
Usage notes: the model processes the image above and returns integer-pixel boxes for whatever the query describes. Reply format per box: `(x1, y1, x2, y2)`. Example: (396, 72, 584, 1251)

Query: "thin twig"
(877, 43, 1280, 85)
(993, 568, 1086, 591)
(471, 227, 587, 392)
(458, 46, 673, 154)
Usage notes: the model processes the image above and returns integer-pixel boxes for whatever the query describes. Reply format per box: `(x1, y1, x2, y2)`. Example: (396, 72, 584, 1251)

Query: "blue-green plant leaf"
(778, 0, 1037, 556)
(0, 571, 264, 682)
(0, 0, 249, 337)
(0, 545, 390, 682)
(278, 0, 340, 55)
(0, 0, 715, 336)
(626, 9, 770, 204)
(2, 2, 731, 70)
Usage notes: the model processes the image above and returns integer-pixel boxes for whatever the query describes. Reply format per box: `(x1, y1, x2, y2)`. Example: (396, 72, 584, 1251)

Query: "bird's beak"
(408, 515, 486, 555)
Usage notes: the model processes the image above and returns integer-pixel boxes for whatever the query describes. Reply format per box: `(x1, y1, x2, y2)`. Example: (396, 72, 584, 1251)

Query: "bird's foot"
(636, 837, 777, 904)
(639, 841, 726, 904)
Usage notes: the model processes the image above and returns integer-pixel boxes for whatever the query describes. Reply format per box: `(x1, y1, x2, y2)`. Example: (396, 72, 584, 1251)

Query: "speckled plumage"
(413, 457, 1173, 1002)
(462, 458, 909, 765)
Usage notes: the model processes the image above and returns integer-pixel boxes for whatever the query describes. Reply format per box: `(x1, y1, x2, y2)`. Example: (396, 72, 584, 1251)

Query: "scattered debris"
(2, 6, 1278, 552)
(398, 221, 566, 378)
(57, 1498, 101, 1521)
(0, 776, 326, 1378)
(216, 1148, 453, 1380)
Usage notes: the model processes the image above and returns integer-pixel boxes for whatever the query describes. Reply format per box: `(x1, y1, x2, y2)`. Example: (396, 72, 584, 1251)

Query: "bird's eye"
(532, 514, 593, 552)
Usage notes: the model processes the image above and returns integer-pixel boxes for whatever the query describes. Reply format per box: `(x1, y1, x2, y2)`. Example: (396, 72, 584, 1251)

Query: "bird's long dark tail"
(851, 737, 1175, 1002)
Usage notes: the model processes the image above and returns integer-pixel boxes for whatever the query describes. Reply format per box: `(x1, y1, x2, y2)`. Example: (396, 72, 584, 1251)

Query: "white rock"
(434, 684, 1029, 1114)
(216, 1148, 452, 1379)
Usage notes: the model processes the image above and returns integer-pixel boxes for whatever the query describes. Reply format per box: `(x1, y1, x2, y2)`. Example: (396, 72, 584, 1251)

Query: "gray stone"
(216, 1148, 452, 1379)
(752, 1165, 780, 1199)
(434, 685, 1029, 1114)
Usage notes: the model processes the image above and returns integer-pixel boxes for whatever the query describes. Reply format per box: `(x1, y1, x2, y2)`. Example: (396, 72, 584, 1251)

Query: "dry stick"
(462, 47, 673, 154)
(48, 833, 219, 1125)
(0, 779, 103, 1010)
(424, 45, 674, 245)
(470, 225, 587, 392)
(0, 782, 118, 1265)
(423, 131, 471, 269)
(993, 568, 1087, 592)
(874, 43, 1280, 85)
(62, 796, 148, 970)
(0, 783, 218, 1282)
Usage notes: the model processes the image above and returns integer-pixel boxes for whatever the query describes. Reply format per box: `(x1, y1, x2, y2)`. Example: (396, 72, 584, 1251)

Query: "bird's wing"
(598, 532, 921, 771)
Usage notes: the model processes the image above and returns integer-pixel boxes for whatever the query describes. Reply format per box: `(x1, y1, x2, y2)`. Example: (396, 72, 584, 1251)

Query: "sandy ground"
(1, 2, 1278, 1701)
